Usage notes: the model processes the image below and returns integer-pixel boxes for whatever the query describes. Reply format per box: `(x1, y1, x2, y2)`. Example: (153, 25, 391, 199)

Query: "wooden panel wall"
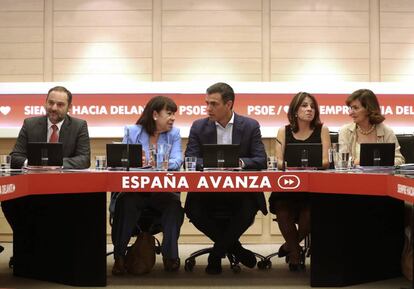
(53, 0, 153, 81)
(271, 0, 370, 81)
(0, 0, 414, 82)
(380, 0, 414, 81)
(0, 0, 43, 81)
(162, 0, 263, 81)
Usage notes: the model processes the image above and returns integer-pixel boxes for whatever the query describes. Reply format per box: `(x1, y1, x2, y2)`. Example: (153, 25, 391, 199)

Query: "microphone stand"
(125, 127, 130, 171)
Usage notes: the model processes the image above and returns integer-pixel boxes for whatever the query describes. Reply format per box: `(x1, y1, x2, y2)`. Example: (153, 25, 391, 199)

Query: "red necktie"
(49, 124, 59, 143)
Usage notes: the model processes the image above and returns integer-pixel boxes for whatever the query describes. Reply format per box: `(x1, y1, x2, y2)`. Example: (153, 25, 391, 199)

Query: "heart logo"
(283, 106, 289, 113)
(0, 106, 11, 115)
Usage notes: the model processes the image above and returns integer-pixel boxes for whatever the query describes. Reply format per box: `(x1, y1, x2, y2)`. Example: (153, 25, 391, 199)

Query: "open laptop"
(285, 143, 323, 169)
(202, 144, 241, 170)
(360, 143, 395, 167)
(106, 144, 143, 169)
(27, 142, 63, 167)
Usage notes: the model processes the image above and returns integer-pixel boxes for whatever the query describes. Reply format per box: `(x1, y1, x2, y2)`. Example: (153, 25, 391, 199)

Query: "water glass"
(185, 157, 197, 171)
(0, 155, 11, 170)
(147, 144, 157, 167)
(332, 143, 352, 170)
(95, 155, 107, 170)
(156, 143, 171, 171)
(267, 156, 278, 170)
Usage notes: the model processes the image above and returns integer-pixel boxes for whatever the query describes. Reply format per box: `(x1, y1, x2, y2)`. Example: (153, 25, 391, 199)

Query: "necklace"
(357, 124, 376, 135)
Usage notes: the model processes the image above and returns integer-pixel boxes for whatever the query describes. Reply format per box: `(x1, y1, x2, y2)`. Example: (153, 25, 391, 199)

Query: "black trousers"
(185, 192, 258, 256)
(1, 197, 28, 232)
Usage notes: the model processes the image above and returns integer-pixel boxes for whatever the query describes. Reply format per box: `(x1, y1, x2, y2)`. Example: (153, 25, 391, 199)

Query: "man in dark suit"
(2, 85, 91, 248)
(185, 82, 267, 274)
(10, 86, 90, 169)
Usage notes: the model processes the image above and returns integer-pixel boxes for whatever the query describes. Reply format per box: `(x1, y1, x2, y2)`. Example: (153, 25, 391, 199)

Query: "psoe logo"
(0, 183, 16, 195)
(0, 106, 11, 115)
(277, 175, 300, 190)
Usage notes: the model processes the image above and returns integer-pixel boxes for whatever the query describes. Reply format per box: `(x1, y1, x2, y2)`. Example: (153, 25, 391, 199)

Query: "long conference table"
(0, 169, 413, 287)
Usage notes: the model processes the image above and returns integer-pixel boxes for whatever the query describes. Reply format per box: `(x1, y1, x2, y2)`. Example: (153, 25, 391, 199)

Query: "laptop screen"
(359, 143, 395, 166)
(202, 144, 240, 169)
(285, 143, 323, 169)
(27, 142, 63, 166)
(106, 144, 142, 168)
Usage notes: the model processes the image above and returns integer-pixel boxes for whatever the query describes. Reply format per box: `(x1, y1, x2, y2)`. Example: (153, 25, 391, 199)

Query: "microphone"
(41, 147, 48, 166)
(124, 126, 130, 171)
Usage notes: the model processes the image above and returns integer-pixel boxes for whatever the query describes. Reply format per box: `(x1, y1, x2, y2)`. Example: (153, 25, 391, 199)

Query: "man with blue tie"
(185, 82, 268, 274)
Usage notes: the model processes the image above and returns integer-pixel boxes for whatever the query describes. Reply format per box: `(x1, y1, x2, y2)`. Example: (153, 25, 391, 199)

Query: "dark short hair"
(47, 86, 72, 105)
(206, 82, 235, 109)
(136, 95, 177, 135)
(287, 92, 322, 133)
(346, 89, 385, 125)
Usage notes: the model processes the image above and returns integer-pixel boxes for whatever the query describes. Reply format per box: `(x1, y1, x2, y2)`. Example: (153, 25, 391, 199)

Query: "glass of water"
(0, 155, 11, 170)
(95, 155, 107, 170)
(333, 143, 352, 170)
(156, 143, 171, 171)
(267, 156, 278, 170)
(185, 157, 197, 171)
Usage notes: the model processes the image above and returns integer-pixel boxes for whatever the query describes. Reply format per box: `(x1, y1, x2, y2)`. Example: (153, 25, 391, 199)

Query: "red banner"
(1, 171, 414, 203)
(1, 82, 414, 137)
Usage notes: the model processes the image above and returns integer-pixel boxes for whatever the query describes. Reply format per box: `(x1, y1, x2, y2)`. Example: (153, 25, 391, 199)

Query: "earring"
(295, 114, 298, 118)
(154, 118, 157, 121)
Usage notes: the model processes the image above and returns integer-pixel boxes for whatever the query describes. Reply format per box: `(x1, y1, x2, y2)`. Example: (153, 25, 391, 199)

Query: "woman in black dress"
(269, 92, 331, 271)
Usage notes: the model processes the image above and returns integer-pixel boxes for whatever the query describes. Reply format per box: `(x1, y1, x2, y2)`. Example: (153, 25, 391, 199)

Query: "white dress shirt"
(215, 112, 234, 144)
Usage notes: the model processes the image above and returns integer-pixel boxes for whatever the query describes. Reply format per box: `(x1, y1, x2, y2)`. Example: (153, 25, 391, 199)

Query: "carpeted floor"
(0, 243, 411, 289)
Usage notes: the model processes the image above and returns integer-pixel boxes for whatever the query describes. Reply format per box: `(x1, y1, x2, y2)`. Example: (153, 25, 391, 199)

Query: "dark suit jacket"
(11, 115, 91, 169)
(185, 113, 268, 215)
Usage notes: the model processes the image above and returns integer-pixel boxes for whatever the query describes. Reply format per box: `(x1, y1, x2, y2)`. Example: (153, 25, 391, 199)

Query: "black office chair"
(330, 131, 338, 144)
(258, 222, 310, 270)
(184, 208, 266, 273)
(107, 193, 162, 257)
(396, 134, 414, 163)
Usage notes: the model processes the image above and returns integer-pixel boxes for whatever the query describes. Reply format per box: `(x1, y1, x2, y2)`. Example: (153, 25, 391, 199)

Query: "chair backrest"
(330, 132, 338, 144)
(396, 134, 414, 163)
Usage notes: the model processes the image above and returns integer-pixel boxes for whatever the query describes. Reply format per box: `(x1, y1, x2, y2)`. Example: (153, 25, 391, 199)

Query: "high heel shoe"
(288, 248, 305, 272)
(289, 262, 306, 272)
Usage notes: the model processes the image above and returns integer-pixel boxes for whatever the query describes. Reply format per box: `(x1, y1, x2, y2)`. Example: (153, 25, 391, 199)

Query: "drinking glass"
(333, 143, 352, 170)
(156, 143, 171, 171)
(95, 155, 107, 170)
(0, 155, 11, 170)
(267, 156, 278, 170)
(148, 144, 157, 167)
(185, 157, 197, 171)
